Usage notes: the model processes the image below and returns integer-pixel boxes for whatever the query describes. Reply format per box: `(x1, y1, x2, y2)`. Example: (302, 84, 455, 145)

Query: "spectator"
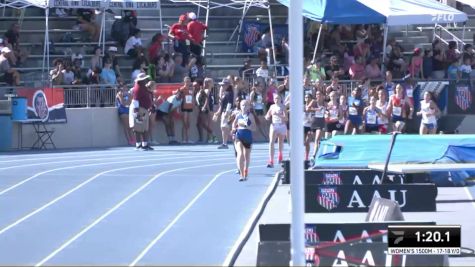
(306, 60, 326, 82)
(104, 46, 121, 79)
(445, 41, 460, 64)
(422, 49, 433, 79)
(148, 33, 164, 63)
(365, 56, 382, 80)
(154, 53, 173, 83)
(387, 45, 406, 78)
(238, 58, 254, 79)
(90, 46, 103, 71)
(0, 47, 20, 86)
(408, 47, 423, 78)
(354, 25, 368, 44)
(255, 60, 269, 84)
(76, 9, 99, 41)
(124, 29, 144, 58)
(188, 54, 205, 82)
(325, 55, 345, 80)
(325, 76, 342, 96)
(87, 66, 102, 84)
(213, 78, 234, 149)
(462, 44, 474, 64)
(3, 23, 23, 66)
(234, 76, 249, 100)
(353, 39, 370, 62)
(169, 14, 191, 66)
(170, 52, 194, 83)
(101, 59, 117, 85)
(343, 47, 355, 73)
(349, 56, 366, 80)
(131, 58, 147, 82)
(257, 27, 272, 62)
(71, 55, 85, 85)
(460, 56, 472, 80)
(116, 83, 135, 145)
(432, 49, 446, 79)
(447, 60, 460, 80)
(61, 62, 75, 85)
(187, 12, 208, 59)
(50, 58, 64, 85)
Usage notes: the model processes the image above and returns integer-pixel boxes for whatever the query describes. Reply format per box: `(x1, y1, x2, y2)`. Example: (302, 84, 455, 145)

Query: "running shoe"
(212, 136, 219, 144)
(141, 145, 154, 151)
(267, 161, 274, 168)
(217, 144, 228, 149)
(135, 145, 142, 151)
(239, 177, 245, 182)
(235, 169, 240, 174)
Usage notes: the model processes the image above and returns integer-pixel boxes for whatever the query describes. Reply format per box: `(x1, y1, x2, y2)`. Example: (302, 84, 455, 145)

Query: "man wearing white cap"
(0, 47, 20, 86)
(187, 12, 207, 59)
(129, 73, 154, 150)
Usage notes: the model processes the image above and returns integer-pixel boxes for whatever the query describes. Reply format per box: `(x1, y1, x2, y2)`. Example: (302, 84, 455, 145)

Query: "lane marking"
(0, 152, 130, 164)
(128, 157, 268, 267)
(35, 158, 267, 267)
(463, 186, 475, 209)
(0, 155, 245, 239)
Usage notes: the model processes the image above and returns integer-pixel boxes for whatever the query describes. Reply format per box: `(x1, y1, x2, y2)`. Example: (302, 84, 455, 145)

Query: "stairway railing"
(433, 23, 466, 52)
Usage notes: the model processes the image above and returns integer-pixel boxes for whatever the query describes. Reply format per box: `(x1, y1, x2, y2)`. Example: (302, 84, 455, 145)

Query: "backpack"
(111, 19, 132, 47)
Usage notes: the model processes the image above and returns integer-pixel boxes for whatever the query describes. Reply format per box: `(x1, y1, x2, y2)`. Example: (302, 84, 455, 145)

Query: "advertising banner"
(17, 88, 67, 123)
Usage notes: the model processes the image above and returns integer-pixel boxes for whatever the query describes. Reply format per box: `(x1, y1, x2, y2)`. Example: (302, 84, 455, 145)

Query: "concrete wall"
(9, 107, 269, 150)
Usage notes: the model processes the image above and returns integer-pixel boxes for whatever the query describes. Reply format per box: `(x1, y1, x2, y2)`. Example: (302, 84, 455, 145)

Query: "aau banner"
(16, 88, 67, 123)
(447, 81, 475, 114)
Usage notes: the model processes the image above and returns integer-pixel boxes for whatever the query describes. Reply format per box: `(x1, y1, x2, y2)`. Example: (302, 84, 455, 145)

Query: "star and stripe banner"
(447, 81, 475, 114)
(241, 21, 288, 53)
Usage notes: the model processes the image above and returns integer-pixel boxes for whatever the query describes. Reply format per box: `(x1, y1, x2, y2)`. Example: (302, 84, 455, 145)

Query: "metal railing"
(56, 85, 118, 108)
(433, 23, 466, 52)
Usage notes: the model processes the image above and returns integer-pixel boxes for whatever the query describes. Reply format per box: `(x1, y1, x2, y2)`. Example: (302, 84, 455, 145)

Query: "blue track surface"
(0, 144, 278, 266)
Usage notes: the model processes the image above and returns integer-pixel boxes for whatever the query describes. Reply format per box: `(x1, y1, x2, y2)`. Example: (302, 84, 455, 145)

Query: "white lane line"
(222, 171, 280, 266)
(0, 152, 129, 164)
(0, 151, 234, 196)
(0, 155, 241, 239)
(35, 157, 264, 267)
(463, 186, 475, 209)
(128, 159, 267, 267)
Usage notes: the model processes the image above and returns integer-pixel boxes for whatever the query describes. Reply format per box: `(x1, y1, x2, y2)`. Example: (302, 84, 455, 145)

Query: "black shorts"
(311, 117, 325, 130)
(365, 125, 380, 133)
(254, 109, 264, 116)
(304, 126, 314, 136)
(326, 121, 342, 132)
(156, 110, 169, 119)
(181, 108, 193, 113)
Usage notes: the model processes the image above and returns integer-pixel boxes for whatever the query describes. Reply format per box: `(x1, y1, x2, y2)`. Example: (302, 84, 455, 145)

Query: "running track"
(0, 144, 279, 266)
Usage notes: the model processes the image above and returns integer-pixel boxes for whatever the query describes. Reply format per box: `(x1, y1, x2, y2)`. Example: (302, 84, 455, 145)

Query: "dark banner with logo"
(305, 184, 437, 213)
(241, 21, 288, 53)
(17, 88, 67, 123)
(305, 169, 408, 185)
(447, 80, 475, 114)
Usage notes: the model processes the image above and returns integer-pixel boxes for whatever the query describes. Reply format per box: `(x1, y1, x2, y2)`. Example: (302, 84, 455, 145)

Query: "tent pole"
(202, 0, 210, 59)
(382, 24, 388, 74)
(46, 7, 50, 86)
(234, 0, 249, 52)
(462, 22, 466, 50)
(98, 8, 105, 55)
(311, 25, 322, 63)
(42, 8, 48, 84)
(289, 0, 305, 266)
(159, 0, 163, 34)
(267, 2, 277, 75)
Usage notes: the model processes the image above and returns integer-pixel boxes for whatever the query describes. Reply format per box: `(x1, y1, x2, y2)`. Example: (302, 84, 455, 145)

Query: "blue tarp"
(276, 0, 467, 25)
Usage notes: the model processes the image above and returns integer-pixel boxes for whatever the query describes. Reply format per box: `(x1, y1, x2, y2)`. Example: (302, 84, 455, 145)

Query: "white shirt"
(124, 36, 143, 54)
(61, 69, 75, 84)
(255, 67, 269, 79)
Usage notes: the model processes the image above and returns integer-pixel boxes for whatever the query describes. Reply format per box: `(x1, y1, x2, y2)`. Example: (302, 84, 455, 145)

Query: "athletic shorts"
(304, 126, 314, 136)
(392, 115, 404, 123)
(348, 115, 362, 127)
(254, 109, 264, 116)
(365, 124, 379, 133)
(423, 123, 436, 130)
(272, 123, 287, 136)
(311, 117, 326, 130)
(156, 110, 169, 119)
(326, 121, 342, 132)
(236, 129, 252, 149)
(181, 108, 193, 113)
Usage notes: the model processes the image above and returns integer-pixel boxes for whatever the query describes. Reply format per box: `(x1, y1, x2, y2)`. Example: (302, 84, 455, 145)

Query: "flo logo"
(317, 187, 340, 211)
(431, 13, 455, 22)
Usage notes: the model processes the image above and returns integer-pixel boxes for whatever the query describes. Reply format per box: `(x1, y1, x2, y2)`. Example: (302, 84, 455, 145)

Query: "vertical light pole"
(289, 0, 305, 266)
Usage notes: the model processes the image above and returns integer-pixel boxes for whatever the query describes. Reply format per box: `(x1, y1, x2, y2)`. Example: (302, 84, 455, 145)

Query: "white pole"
(99, 8, 105, 55)
(311, 25, 322, 63)
(289, 0, 305, 266)
(234, 0, 249, 52)
(202, 0, 210, 59)
(159, 0, 163, 34)
(42, 8, 48, 83)
(381, 24, 388, 73)
(267, 3, 277, 74)
(46, 7, 50, 86)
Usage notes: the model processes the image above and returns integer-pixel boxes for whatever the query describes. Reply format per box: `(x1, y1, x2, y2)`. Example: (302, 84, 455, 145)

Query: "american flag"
(244, 25, 260, 47)
(317, 187, 340, 211)
(455, 85, 472, 111)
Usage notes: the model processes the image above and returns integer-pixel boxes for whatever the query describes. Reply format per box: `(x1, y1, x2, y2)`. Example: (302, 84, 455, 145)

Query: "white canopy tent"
(0, 0, 163, 83)
(457, 0, 475, 9)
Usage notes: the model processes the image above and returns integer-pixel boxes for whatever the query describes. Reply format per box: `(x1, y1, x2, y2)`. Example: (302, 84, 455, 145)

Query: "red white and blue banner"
(17, 88, 67, 123)
(447, 81, 474, 114)
(241, 21, 288, 53)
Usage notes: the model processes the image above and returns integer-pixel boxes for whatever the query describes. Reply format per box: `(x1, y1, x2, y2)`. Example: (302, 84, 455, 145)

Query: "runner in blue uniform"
(232, 99, 256, 181)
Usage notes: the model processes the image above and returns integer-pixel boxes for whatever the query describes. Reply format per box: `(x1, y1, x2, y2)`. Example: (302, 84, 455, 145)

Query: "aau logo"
(455, 85, 472, 111)
(322, 172, 342, 185)
(317, 187, 340, 211)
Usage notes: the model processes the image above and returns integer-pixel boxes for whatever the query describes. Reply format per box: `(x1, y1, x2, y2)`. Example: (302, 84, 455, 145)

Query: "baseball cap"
(179, 14, 187, 22)
(219, 78, 230, 85)
(108, 46, 118, 52)
(1, 47, 11, 53)
(188, 12, 197, 20)
(135, 73, 150, 82)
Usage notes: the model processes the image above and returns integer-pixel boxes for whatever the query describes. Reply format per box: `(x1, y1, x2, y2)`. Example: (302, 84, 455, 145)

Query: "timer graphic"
(387, 225, 461, 255)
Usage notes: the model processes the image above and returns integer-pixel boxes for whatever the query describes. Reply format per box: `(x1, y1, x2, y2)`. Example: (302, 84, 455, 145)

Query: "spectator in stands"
(50, 59, 64, 85)
(169, 14, 191, 66)
(148, 33, 164, 63)
(422, 49, 433, 79)
(463, 44, 474, 63)
(460, 56, 472, 80)
(0, 38, 4, 50)
(354, 25, 368, 44)
(255, 60, 269, 84)
(387, 45, 407, 78)
(445, 41, 460, 64)
(365, 56, 382, 80)
(278, 76, 290, 101)
(104, 46, 122, 79)
(61, 61, 75, 85)
(234, 76, 248, 100)
(76, 9, 100, 42)
(188, 54, 204, 82)
(307, 60, 326, 82)
(116, 83, 135, 145)
(0, 47, 20, 86)
(238, 58, 253, 79)
(432, 48, 446, 79)
(71, 56, 85, 85)
(325, 55, 345, 80)
(90, 46, 103, 71)
(101, 59, 117, 85)
(325, 76, 342, 96)
(3, 23, 25, 66)
(187, 12, 207, 59)
(349, 56, 366, 80)
(447, 60, 460, 81)
(353, 39, 370, 62)
(125, 29, 144, 58)
(156, 89, 183, 144)
(170, 52, 193, 83)
(155, 53, 173, 83)
(258, 27, 272, 62)
(407, 48, 423, 79)
(131, 58, 147, 82)
(417, 91, 440, 135)
(213, 78, 234, 149)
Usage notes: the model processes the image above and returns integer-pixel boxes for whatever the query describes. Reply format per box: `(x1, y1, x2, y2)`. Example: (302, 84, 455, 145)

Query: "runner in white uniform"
(265, 94, 287, 168)
(417, 91, 440, 135)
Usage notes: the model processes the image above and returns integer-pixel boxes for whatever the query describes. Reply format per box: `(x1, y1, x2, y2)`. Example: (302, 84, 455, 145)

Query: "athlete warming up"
(265, 94, 287, 168)
(232, 100, 256, 181)
(417, 91, 440, 135)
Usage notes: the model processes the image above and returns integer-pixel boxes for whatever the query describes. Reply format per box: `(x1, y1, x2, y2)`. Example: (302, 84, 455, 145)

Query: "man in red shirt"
(187, 12, 208, 60)
(130, 73, 154, 150)
(169, 14, 191, 66)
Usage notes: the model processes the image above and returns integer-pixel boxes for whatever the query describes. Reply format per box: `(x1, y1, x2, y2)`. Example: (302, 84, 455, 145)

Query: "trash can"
(11, 96, 27, 121)
(0, 115, 12, 151)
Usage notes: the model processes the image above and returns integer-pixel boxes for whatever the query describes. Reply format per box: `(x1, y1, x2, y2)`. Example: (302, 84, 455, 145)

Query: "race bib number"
(257, 95, 263, 103)
(367, 113, 377, 124)
(393, 106, 402, 116)
(315, 107, 324, 118)
(330, 109, 338, 120)
(353, 99, 361, 106)
(185, 39, 191, 46)
(185, 95, 193, 104)
(406, 89, 413, 98)
(349, 107, 358, 116)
